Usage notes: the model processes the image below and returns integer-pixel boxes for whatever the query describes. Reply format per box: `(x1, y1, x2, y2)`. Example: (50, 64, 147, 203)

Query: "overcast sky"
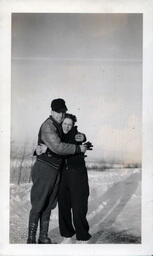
(11, 13, 142, 163)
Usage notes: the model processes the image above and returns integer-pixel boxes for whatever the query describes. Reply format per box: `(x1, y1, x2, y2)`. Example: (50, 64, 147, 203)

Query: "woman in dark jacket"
(58, 113, 91, 242)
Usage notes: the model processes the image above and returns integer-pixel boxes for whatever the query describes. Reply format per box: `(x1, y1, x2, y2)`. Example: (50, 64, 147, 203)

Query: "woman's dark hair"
(64, 113, 77, 125)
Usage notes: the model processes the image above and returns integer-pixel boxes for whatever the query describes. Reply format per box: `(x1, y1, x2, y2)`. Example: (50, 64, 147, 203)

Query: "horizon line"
(12, 57, 142, 63)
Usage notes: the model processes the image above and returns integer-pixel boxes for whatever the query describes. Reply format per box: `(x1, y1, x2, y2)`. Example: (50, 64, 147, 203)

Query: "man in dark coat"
(27, 99, 87, 244)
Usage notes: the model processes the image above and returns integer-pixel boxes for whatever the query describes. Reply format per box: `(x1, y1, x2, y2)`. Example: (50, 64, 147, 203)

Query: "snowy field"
(10, 168, 141, 244)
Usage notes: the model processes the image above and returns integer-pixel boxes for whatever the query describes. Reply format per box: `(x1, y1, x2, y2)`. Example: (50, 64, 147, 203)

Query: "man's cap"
(51, 98, 68, 113)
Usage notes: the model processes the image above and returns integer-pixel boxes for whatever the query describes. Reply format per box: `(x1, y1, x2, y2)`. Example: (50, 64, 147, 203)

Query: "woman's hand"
(36, 143, 47, 155)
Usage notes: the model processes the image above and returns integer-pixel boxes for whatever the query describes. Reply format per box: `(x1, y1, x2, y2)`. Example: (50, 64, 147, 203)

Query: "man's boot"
(38, 220, 52, 244)
(27, 222, 38, 244)
(27, 212, 39, 244)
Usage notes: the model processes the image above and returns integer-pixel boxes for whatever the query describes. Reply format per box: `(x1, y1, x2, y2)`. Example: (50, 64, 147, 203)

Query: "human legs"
(38, 171, 60, 244)
(70, 170, 91, 241)
(72, 196, 91, 241)
(58, 170, 75, 237)
(27, 160, 59, 243)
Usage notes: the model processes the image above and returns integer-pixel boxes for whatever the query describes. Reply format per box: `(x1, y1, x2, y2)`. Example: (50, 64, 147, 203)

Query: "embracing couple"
(27, 98, 92, 244)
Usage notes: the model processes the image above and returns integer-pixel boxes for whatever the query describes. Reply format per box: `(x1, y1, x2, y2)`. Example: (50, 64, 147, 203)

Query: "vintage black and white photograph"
(10, 13, 142, 245)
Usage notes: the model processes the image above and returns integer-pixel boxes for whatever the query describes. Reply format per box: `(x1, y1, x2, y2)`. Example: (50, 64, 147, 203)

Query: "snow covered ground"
(10, 168, 141, 244)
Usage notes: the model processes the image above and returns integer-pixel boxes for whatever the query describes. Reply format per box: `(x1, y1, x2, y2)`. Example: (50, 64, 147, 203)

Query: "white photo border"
(0, 0, 153, 255)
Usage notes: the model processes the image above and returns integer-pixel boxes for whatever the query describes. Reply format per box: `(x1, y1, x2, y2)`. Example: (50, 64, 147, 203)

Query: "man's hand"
(80, 144, 87, 153)
(36, 143, 47, 155)
(75, 133, 85, 142)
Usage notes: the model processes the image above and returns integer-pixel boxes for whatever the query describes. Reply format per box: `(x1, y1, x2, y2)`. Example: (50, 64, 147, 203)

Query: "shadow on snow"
(50, 171, 141, 244)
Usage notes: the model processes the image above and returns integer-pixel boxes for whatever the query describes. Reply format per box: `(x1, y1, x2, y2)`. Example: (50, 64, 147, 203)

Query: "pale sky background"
(11, 13, 142, 163)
